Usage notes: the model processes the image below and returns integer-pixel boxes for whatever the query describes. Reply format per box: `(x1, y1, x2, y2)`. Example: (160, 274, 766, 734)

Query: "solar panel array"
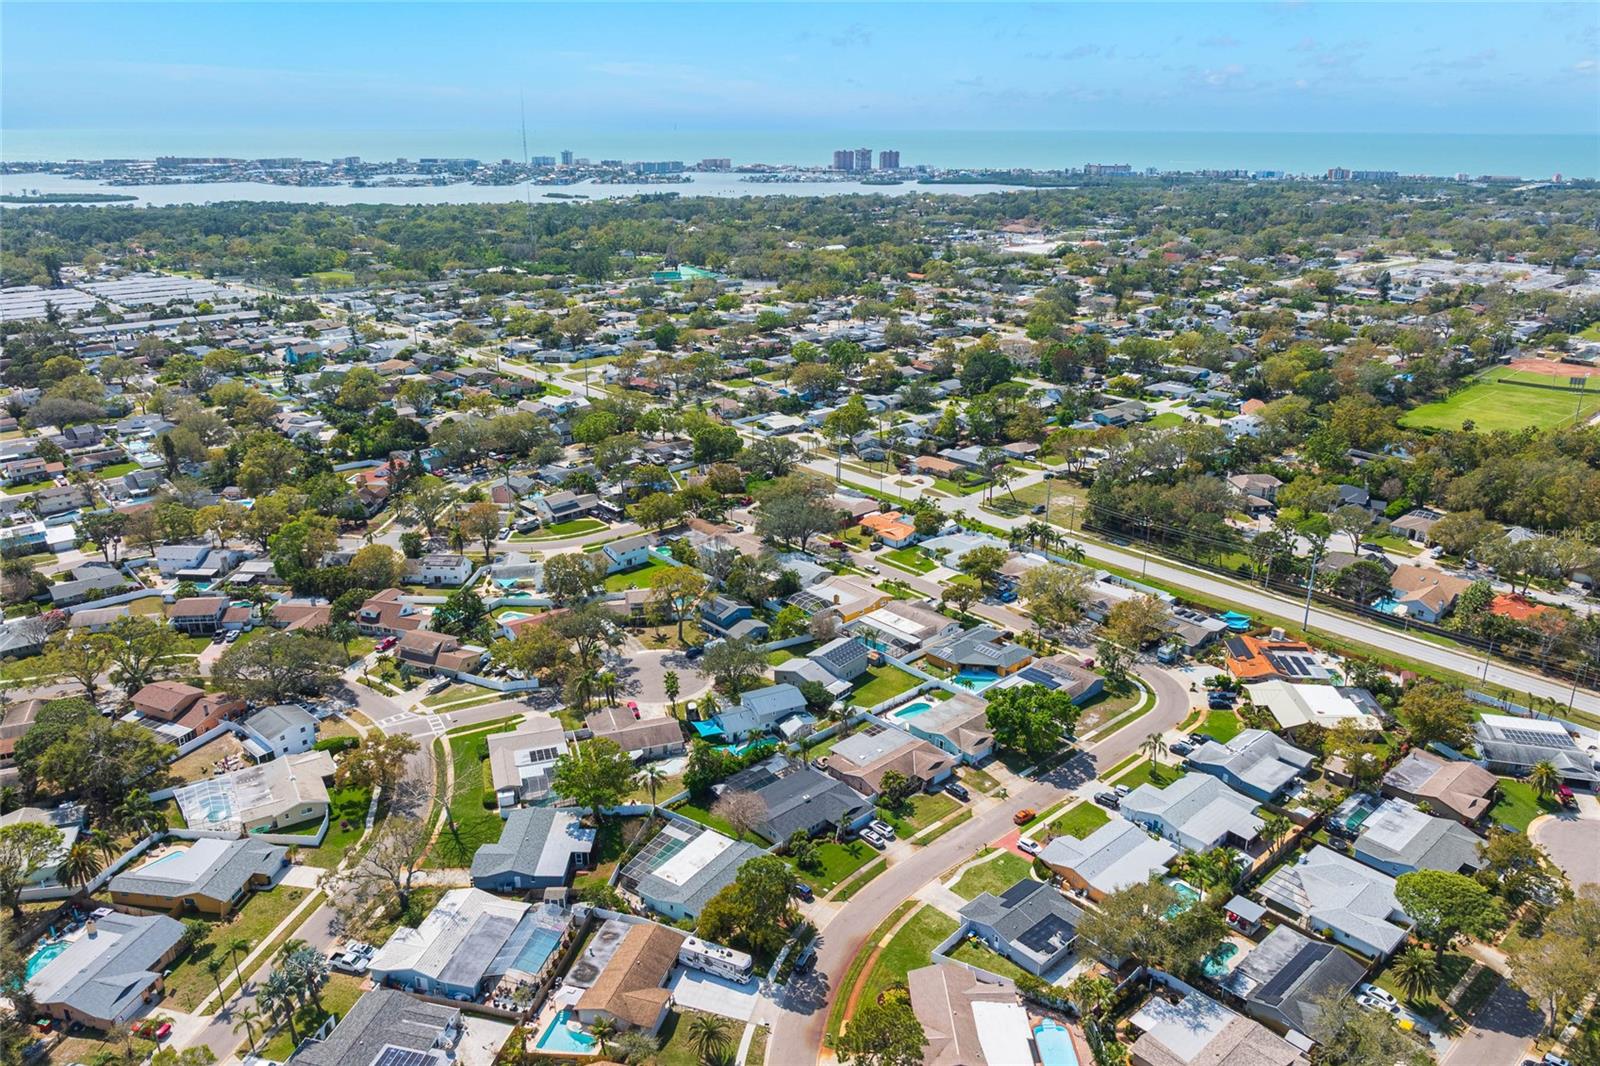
(1017, 666, 1062, 690)
(371, 1047, 439, 1066)
(1264, 651, 1320, 678)
(1496, 725, 1576, 749)
(1017, 913, 1076, 955)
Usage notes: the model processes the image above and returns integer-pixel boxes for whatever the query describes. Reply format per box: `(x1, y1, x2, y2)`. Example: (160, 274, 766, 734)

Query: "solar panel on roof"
(372, 1048, 437, 1066)
(1018, 667, 1061, 689)
(1016, 913, 1076, 954)
(1499, 727, 1575, 748)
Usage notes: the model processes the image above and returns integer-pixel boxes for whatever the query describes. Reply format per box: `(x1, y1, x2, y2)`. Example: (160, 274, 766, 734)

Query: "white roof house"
(1258, 846, 1413, 958)
(367, 887, 531, 1000)
(1038, 817, 1180, 901)
(1120, 774, 1263, 853)
(1248, 680, 1384, 733)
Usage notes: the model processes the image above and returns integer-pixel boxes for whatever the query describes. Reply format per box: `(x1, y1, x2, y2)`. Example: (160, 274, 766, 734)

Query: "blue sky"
(3, 2, 1596, 143)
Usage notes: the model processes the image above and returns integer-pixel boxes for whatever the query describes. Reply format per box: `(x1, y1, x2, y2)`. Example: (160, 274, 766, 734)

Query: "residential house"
(699, 596, 768, 641)
(130, 680, 204, 721)
(1185, 729, 1314, 803)
(1038, 817, 1180, 902)
(109, 837, 287, 916)
(573, 920, 683, 1036)
(154, 542, 211, 577)
(821, 724, 954, 797)
(406, 553, 472, 587)
(355, 588, 425, 636)
(168, 749, 335, 834)
(859, 511, 918, 548)
(1247, 680, 1384, 735)
(31, 484, 91, 517)
(988, 655, 1104, 704)
(1120, 774, 1263, 853)
(29, 912, 186, 1030)
(1227, 473, 1283, 512)
(890, 691, 994, 764)
(1389, 507, 1445, 544)
(907, 962, 1029, 1066)
(922, 625, 1034, 678)
(911, 455, 964, 479)
(775, 636, 870, 699)
(1224, 634, 1329, 683)
(1381, 750, 1497, 825)
(601, 535, 653, 574)
(166, 596, 228, 635)
(718, 755, 873, 842)
(619, 822, 766, 921)
(849, 600, 962, 656)
(787, 574, 892, 621)
(270, 600, 332, 632)
(395, 630, 486, 678)
(1127, 987, 1309, 1066)
(708, 683, 808, 740)
(1473, 713, 1599, 784)
(0, 804, 82, 886)
(1221, 924, 1365, 1043)
(367, 888, 532, 1000)
(48, 567, 127, 607)
(529, 490, 601, 525)
(485, 716, 570, 806)
(470, 807, 594, 892)
(957, 879, 1083, 976)
(1351, 798, 1484, 877)
(585, 706, 685, 760)
(241, 704, 318, 760)
(1385, 564, 1472, 623)
(1257, 846, 1413, 958)
(290, 988, 461, 1066)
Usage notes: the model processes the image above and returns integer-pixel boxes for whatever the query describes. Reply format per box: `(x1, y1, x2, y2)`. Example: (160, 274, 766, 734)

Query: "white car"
(869, 819, 896, 841)
(1358, 983, 1399, 1010)
(860, 828, 887, 850)
(1018, 839, 1041, 856)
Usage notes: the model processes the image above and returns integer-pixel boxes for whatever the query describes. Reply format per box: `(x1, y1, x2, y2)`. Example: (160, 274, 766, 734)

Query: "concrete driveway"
(1531, 793, 1600, 890)
(668, 967, 762, 1021)
(456, 1015, 515, 1065)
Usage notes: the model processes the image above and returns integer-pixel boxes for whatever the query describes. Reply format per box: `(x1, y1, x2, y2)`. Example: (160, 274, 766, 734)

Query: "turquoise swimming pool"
(1034, 1021, 1080, 1066)
(893, 701, 934, 720)
(954, 669, 999, 692)
(1201, 941, 1238, 978)
(25, 940, 67, 979)
(1165, 878, 1202, 918)
(536, 1010, 597, 1054)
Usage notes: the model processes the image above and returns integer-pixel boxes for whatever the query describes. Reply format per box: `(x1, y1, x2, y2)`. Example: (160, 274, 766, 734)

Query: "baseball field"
(1399, 363, 1600, 432)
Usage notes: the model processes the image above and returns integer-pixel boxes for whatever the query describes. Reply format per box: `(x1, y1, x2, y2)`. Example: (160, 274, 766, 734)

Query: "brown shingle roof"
(575, 923, 681, 1029)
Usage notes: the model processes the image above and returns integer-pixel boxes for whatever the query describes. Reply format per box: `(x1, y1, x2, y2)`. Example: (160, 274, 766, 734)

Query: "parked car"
(376, 636, 398, 652)
(944, 782, 971, 802)
(791, 882, 814, 902)
(1543, 1054, 1573, 1066)
(1013, 809, 1035, 826)
(869, 819, 896, 841)
(860, 828, 887, 850)
(1557, 784, 1577, 808)
(685, 645, 705, 660)
(224, 630, 241, 644)
(1169, 740, 1195, 757)
(1113, 784, 1131, 799)
(863, 564, 881, 574)
(1358, 984, 1399, 1010)
(1094, 791, 1120, 809)
(1031, 504, 1046, 515)
(1018, 838, 1041, 856)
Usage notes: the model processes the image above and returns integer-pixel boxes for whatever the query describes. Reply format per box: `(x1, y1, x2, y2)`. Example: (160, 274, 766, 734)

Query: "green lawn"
(766, 641, 814, 665)
(947, 938, 1034, 983)
(860, 905, 960, 1007)
(961, 767, 1001, 793)
(1372, 950, 1474, 1022)
(1400, 367, 1600, 432)
(882, 547, 937, 574)
(834, 858, 888, 901)
(537, 517, 608, 537)
(296, 785, 372, 869)
(875, 790, 959, 837)
(1489, 778, 1561, 831)
(3, 479, 56, 495)
(255, 973, 365, 1061)
(161, 886, 312, 1008)
(849, 664, 921, 707)
(1109, 759, 1187, 792)
(950, 852, 1035, 900)
(421, 681, 498, 707)
(652, 1009, 736, 1066)
(1146, 412, 1186, 429)
(93, 461, 140, 479)
(1037, 801, 1111, 840)
(670, 800, 770, 845)
(796, 839, 877, 891)
(602, 557, 673, 591)
(425, 721, 517, 867)
(1195, 708, 1242, 743)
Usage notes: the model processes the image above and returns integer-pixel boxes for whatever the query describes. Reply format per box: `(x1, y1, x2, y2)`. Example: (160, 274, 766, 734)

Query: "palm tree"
(1391, 946, 1437, 1004)
(261, 974, 300, 1045)
(641, 764, 667, 807)
(88, 828, 119, 863)
(1140, 731, 1168, 770)
(663, 670, 681, 716)
(1530, 760, 1562, 799)
(1259, 813, 1293, 852)
(1067, 973, 1115, 1018)
(114, 790, 166, 838)
(227, 936, 252, 992)
(205, 957, 228, 1002)
(687, 1012, 731, 1063)
(0, 784, 19, 815)
(60, 841, 104, 890)
(589, 1015, 617, 1054)
(232, 1005, 264, 1054)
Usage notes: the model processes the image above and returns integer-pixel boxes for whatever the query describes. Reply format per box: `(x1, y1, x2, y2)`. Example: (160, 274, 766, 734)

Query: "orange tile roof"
(1489, 594, 1555, 622)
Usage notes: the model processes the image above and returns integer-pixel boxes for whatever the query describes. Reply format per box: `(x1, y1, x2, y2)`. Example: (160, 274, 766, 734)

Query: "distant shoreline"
(0, 191, 137, 203)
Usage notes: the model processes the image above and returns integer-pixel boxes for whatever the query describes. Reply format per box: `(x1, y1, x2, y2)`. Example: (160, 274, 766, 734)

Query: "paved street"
(1531, 794, 1600, 890)
(1441, 976, 1543, 1066)
(768, 660, 1191, 1060)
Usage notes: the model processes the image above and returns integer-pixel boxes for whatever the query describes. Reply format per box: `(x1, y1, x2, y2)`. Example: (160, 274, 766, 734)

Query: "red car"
(376, 636, 398, 652)
(155, 1022, 173, 1041)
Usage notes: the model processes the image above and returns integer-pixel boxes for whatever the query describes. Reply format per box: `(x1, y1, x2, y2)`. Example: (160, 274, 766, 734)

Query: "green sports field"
(1400, 366, 1600, 432)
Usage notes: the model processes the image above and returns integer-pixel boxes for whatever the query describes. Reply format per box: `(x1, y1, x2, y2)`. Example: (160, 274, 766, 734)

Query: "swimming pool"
(25, 940, 67, 979)
(535, 1009, 597, 1054)
(1034, 1021, 1080, 1066)
(1165, 878, 1202, 918)
(1201, 941, 1239, 978)
(953, 669, 999, 692)
(893, 701, 934, 721)
(1372, 596, 1406, 616)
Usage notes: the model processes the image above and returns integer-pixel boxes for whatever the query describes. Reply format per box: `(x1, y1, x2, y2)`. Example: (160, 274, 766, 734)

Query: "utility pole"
(1302, 551, 1321, 631)
(1141, 517, 1154, 578)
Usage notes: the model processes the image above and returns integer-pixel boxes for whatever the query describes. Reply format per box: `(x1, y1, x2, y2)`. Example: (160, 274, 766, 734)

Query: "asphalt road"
(769, 661, 1191, 1061)
(1441, 976, 1542, 1066)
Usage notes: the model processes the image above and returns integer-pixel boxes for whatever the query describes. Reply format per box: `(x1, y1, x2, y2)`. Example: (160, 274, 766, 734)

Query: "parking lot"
(668, 967, 762, 1021)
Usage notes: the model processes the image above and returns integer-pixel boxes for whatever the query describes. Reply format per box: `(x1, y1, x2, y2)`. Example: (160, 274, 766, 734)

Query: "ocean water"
(3, 127, 1593, 179)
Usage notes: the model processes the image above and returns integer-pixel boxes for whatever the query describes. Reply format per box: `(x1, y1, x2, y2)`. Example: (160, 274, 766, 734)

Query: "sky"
(3, 1, 1597, 152)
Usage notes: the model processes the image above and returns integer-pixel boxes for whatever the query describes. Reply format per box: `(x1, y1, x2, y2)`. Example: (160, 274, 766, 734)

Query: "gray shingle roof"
(470, 807, 595, 883)
(110, 837, 285, 903)
(1221, 924, 1365, 1037)
(290, 987, 460, 1066)
(28, 912, 185, 1024)
(958, 879, 1084, 969)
